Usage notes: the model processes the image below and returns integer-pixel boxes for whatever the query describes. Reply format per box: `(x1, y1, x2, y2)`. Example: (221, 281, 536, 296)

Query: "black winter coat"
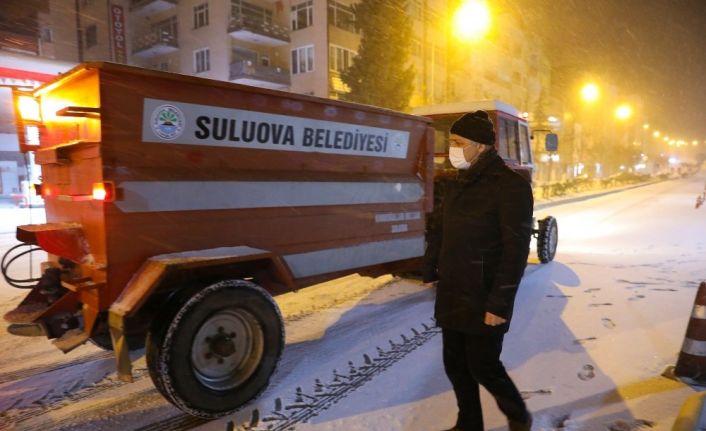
(423, 149, 533, 334)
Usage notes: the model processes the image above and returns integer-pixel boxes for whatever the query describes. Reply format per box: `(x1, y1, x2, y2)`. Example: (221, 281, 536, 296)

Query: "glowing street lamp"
(653, 131, 661, 138)
(615, 104, 633, 121)
(643, 123, 650, 130)
(580, 83, 600, 103)
(452, 0, 491, 41)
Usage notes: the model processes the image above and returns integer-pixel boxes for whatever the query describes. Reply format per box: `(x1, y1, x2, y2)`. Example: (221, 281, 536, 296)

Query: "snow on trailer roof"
(412, 100, 523, 119)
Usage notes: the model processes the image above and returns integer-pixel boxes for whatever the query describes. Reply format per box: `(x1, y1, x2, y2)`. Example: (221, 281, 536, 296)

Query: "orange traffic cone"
(675, 282, 706, 383)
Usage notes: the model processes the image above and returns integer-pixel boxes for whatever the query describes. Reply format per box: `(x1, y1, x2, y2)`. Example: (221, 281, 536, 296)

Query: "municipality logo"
(151, 104, 185, 140)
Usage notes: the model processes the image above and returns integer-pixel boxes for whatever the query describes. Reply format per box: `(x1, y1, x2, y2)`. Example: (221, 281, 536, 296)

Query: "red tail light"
(92, 182, 115, 202)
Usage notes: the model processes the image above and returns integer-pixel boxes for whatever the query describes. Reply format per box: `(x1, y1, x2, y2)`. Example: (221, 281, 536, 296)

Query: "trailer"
(4, 62, 434, 418)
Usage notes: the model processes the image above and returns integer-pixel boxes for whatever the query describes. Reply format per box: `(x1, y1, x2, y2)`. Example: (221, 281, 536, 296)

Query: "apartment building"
(35, 0, 129, 62)
(408, 0, 449, 107)
(13, 0, 554, 117)
(124, 0, 368, 97)
(129, 0, 290, 90)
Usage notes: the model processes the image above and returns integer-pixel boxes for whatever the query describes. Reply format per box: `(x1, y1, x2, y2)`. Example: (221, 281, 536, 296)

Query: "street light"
(580, 82, 600, 103)
(452, 0, 491, 41)
(615, 104, 633, 121)
(653, 131, 661, 138)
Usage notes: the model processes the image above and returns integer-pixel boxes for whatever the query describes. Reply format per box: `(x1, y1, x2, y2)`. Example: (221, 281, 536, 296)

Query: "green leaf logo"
(150, 103, 185, 140)
(159, 110, 178, 124)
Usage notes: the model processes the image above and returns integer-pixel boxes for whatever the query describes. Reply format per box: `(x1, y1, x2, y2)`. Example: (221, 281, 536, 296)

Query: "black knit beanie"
(449, 110, 495, 146)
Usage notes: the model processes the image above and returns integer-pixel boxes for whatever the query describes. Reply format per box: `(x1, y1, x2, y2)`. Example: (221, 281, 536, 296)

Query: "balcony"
(228, 16, 289, 47)
(132, 31, 178, 58)
(229, 60, 290, 90)
(130, 0, 178, 17)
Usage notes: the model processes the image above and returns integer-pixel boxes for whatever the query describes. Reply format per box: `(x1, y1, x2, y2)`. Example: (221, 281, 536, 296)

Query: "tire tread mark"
(0, 368, 149, 428)
(0, 351, 112, 385)
(138, 317, 439, 431)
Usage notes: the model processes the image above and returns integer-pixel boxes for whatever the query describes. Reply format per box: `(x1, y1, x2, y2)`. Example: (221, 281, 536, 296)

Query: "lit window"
(329, 45, 356, 73)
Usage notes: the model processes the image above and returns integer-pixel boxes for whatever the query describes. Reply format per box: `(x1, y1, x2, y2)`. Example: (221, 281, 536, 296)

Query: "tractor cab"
(413, 100, 559, 263)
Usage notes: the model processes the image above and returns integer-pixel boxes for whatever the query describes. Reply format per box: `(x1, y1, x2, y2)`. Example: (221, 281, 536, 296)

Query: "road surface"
(0, 174, 704, 430)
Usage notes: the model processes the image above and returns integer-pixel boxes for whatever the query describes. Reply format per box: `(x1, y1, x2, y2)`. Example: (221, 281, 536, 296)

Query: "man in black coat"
(423, 110, 534, 431)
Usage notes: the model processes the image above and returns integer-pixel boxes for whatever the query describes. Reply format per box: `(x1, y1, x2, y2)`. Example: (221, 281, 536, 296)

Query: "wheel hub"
(190, 309, 264, 390)
(207, 328, 237, 358)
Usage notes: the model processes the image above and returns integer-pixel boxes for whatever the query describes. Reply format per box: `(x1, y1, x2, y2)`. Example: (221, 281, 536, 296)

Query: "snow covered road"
(0, 174, 705, 431)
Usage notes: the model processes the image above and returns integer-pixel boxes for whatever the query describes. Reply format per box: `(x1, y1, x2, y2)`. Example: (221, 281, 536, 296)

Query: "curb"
(673, 391, 706, 431)
(534, 180, 664, 211)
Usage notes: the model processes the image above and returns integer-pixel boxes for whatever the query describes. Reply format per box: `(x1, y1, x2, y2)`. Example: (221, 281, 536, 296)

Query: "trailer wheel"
(146, 279, 284, 418)
(537, 216, 558, 263)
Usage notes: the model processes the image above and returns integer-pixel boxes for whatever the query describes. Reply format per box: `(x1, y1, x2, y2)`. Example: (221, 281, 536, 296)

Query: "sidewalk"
(534, 179, 665, 210)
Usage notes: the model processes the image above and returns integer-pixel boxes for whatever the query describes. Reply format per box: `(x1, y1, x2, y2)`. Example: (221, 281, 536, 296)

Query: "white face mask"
(449, 146, 470, 169)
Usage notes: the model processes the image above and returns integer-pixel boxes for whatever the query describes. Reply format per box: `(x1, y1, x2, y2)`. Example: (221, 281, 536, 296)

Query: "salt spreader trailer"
(4, 62, 434, 418)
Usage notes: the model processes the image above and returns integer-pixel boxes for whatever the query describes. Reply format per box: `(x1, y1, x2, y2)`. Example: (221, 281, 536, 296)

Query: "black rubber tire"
(145, 280, 284, 419)
(537, 216, 558, 263)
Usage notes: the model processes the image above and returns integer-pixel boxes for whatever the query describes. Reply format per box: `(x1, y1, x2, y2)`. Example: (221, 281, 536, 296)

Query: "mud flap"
(109, 311, 133, 382)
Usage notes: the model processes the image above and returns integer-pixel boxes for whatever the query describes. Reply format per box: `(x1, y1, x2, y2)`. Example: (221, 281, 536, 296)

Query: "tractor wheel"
(537, 216, 558, 263)
(145, 279, 284, 418)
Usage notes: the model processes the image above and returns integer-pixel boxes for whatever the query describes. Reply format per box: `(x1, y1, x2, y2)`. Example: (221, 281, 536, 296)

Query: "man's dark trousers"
(442, 328, 528, 430)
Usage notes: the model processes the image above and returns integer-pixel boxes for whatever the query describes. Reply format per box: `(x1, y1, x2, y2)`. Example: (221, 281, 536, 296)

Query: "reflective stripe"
(693, 305, 706, 319)
(115, 181, 423, 213)
(283, 236, 424, 278)
(681, 338, 706, 356)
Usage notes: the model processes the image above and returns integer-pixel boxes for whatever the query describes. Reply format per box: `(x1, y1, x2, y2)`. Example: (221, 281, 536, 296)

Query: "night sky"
(520, 0, 706, 140)
(2, 0, 705, 140)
